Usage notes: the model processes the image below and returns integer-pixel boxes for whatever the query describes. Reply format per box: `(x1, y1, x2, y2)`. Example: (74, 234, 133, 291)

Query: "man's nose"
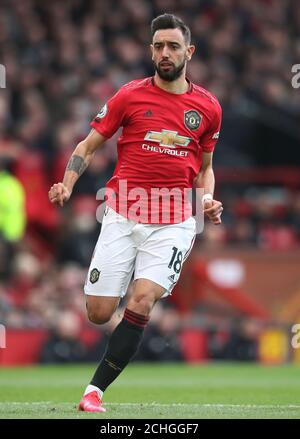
(161, 45, 170, 58)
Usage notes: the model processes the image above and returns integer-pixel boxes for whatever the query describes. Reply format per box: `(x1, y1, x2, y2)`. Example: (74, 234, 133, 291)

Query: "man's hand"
(48, 183, 71, 207)
(203, 199, 223, 225)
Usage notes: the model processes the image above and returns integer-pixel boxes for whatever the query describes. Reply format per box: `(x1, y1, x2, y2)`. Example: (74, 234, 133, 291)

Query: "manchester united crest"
(90, 268, 100, 284)
(184, 110, 202, 130)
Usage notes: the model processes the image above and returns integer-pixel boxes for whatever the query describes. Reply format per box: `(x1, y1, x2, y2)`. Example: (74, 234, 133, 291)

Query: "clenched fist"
(203, 199, 223, 225)
(48, 183, 71, 207)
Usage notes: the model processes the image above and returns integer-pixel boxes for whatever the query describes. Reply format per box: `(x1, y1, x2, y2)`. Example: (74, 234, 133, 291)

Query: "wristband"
(202, 193, 213, 206)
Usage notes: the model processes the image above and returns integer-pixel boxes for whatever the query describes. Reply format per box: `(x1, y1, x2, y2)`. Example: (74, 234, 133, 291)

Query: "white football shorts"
(84, 207, 196, 299)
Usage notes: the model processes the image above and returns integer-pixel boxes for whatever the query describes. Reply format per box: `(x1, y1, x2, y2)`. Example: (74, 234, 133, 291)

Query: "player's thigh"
(84, 207, 137, 299)
(134, 217, 196, 298)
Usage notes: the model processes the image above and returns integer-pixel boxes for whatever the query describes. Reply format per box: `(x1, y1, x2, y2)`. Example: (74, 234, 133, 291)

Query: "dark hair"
(151, 14, 191, 45)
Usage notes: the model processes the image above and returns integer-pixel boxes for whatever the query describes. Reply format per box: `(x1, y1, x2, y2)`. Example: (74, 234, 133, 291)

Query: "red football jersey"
(90, 77, 222, 224)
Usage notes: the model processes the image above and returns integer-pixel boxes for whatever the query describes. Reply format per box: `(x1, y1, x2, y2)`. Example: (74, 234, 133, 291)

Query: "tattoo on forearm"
(66, 155, 88, 176)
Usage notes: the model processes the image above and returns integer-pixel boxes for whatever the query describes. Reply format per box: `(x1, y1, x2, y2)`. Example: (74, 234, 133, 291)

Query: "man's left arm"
(194, 151, 223, 225)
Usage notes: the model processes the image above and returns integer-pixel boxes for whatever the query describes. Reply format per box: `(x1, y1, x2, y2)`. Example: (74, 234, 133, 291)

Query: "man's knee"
(128, 279, 165, 316)
(127, 291, 156, 316)
(86, 296, 119, 325)
(87, 308, 112, 325)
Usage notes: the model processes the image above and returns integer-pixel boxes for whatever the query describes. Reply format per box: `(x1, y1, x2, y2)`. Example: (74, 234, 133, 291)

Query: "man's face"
(151, 28, 195, 82)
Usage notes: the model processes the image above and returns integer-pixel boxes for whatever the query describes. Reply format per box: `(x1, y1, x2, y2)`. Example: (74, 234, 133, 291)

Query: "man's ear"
(187, 45, 195, 61)
(150, 44, 154, 60)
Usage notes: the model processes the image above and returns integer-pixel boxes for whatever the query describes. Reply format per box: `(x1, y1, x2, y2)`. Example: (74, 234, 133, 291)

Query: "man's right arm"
(48, 129, 106, 206)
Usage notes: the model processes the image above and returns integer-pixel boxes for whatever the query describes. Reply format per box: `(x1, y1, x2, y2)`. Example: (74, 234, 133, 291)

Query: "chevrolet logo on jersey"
(144, 130, 191, 148)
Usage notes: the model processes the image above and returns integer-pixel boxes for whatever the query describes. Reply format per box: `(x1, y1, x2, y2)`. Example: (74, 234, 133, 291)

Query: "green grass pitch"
(0, 362, 300, 419)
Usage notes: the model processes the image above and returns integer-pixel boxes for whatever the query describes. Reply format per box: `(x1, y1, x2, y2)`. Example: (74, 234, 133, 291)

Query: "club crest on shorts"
(184, 110, 202, 130)
(90, 268, 100, 284)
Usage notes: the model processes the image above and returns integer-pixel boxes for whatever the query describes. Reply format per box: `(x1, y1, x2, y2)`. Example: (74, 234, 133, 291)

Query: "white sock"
(84, 384, 103, 400)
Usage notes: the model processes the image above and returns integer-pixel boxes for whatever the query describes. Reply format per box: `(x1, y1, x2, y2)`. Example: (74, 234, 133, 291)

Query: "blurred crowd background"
(0, 0, 300, 365)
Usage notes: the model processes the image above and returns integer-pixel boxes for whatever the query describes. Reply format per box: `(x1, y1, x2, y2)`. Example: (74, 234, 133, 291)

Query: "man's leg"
(86, 295, 120, 325)
(79, 207, 139, 411)
(80, 279, 164, 411)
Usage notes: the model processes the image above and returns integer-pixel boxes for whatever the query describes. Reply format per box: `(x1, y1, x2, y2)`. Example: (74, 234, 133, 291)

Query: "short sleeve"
(199, 100, 222, 153)
(90, 86, 128, 139)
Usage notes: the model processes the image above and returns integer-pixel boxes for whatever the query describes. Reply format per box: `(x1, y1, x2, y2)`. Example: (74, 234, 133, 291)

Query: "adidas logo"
(144, 109, 153, 117)
(168, 274, 176, 284)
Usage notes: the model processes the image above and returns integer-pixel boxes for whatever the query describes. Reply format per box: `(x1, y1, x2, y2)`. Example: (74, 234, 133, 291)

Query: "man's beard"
(154, 59, 186, 82)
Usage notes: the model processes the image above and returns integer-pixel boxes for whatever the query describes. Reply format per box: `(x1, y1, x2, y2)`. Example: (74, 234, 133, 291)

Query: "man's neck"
(154, 73, 189, 94)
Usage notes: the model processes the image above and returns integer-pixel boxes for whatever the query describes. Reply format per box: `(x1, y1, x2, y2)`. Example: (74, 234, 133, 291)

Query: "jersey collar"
(151, 76, 193, 94)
